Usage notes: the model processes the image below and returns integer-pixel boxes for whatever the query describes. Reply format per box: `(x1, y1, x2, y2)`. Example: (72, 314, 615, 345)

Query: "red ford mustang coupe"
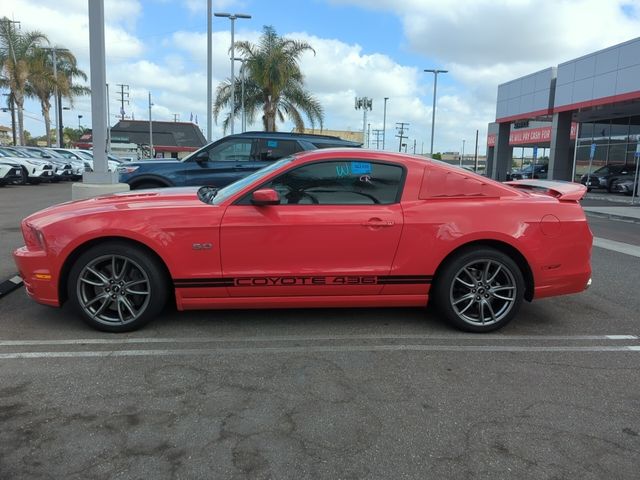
(14, 149, 592, 333)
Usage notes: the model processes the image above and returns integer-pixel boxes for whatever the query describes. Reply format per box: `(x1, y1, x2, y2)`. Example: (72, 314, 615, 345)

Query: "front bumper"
(13, 246, 60, 307)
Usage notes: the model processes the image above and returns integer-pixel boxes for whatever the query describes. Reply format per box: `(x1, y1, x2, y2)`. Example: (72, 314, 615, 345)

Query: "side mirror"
(251, 188, 280, 206)
(194, 151, 209, 163)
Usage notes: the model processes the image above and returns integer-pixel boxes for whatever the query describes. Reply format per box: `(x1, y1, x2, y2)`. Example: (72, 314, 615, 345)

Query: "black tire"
(432, 247, 525, 333)
(18, 167, 28, 185)
(28, 178, 41, 185)
(607, 181, 615, 193)
(67, 241, 168, 332)
(133, 181, 166, 190)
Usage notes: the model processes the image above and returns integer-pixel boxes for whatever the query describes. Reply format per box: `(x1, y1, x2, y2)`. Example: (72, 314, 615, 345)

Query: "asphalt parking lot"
(1, 182, 640, 479)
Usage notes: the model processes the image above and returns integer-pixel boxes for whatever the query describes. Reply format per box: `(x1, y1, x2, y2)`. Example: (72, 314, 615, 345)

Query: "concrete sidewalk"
(583, 205, 640, 224)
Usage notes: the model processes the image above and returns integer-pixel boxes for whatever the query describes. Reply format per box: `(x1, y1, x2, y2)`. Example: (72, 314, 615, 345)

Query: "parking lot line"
(0, 344, 639, 359)
(0, 334, 637, 346)
(593, 237, 640, 258)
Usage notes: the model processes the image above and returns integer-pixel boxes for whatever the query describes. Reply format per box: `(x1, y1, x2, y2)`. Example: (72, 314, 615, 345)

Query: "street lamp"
(214, 12, 251, 135)
(424, 68, 448, 155)
(461, 139, 465, 167)
(382, 97, 389, 150)
(78, 114, 83, 130)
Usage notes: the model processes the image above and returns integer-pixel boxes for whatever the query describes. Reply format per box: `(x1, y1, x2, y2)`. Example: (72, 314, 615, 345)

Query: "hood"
(25, 187, 204, 227)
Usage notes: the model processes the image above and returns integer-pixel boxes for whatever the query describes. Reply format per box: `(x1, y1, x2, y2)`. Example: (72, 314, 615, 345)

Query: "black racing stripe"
(174, 278, 233, 288)
(377, 280, 432, 285)
(175, 283, 231, 288)
(173, 277, 233, 283)
(174, 275, 434, 288)
(378, 276, 432, 283)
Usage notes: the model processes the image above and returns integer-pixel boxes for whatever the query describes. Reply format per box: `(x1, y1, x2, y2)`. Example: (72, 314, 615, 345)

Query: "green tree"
(27, 47, 89, 146)
(214, 26, 324, 133)
(0, 17, 48, 145)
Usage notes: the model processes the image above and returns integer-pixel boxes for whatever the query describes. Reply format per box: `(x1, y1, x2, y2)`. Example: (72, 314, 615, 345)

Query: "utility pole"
(367, 123, 371, 148)
(355, 97, 373, 147)
(371, 129, 383, 149)
(413, 139, 416, 154)
(116, 84, 129, 120)
(461, 139, 465, 167)
(173, 113, 180, 122)
(382, 97, 388, 150)
(148, 92, 153, 157)
(395, 122, 409, 153)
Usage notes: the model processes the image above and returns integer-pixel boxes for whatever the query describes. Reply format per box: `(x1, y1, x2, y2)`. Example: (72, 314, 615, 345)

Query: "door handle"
(362, 218, 394, 227)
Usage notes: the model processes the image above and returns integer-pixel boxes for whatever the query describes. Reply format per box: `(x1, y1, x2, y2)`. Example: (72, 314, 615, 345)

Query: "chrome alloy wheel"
(449, 259, 517, 327)
(76, 254, 151, 326)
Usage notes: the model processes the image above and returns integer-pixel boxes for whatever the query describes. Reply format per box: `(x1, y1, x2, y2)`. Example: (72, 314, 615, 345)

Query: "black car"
(507, 163, 548, 180)
(580, 164, 636, 192)
(118, 131, 362, 190)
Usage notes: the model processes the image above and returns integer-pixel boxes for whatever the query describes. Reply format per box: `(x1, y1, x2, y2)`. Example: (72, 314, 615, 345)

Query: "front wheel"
(433, 247, 525, 332)
(67, 242, 168, 332)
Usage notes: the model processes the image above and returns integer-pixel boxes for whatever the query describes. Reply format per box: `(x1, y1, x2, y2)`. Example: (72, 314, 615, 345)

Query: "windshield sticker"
(336, 163, 350, 177)
(352, 162, 372, 174)
(267, 140, 278, 147)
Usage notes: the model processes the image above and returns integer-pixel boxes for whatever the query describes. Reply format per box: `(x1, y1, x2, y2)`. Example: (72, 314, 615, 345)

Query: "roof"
(111, 120, 206, 148)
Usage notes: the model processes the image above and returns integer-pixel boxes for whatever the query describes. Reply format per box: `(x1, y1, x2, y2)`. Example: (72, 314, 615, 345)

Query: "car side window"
(256, 139, 302, 161)
(261, 160, 404, 205)
(207, 139, 254, 162)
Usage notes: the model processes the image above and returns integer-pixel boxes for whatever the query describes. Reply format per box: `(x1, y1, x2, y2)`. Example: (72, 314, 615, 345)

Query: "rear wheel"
(433, 247, 525, 332)
(67, 242, 168, 332)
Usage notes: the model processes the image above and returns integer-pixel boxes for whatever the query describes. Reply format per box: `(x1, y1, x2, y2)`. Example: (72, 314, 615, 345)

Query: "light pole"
(78, 114, 83, 130)
(214, 12, 251, 135)
(424, 68, 448, 155)
(382, 97, 389, 150)
(461, 139, 465, 167)
(207, 0, 212, 142)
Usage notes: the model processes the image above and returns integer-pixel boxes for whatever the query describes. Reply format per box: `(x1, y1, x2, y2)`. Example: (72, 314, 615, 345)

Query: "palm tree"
(214, 26, 324, 133)
(0, 17, 48, 145)
(27, 47, 89, 146)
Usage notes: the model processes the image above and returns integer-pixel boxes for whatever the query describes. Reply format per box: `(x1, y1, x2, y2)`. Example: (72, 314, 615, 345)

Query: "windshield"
(211, 156, 295, 204)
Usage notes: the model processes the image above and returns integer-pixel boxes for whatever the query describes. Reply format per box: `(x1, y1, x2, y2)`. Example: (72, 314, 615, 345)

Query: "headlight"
(22, 222, 46, 250)
(117, 165, 139, 174)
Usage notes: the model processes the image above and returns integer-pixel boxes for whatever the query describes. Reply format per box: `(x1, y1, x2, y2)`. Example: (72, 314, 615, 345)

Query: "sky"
(2, 0, 640, 155)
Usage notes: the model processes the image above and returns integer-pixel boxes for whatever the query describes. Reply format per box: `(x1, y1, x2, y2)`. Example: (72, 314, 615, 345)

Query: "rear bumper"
(13, 246, 60, 307)
(534, 270, 592, 299)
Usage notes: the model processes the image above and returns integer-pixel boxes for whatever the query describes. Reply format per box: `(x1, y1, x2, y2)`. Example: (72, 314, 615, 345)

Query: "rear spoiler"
(504, 179, 587, 201)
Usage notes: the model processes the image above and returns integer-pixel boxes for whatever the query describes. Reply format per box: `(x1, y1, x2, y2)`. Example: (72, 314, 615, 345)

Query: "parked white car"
(0, 148, 54, 184)
(0, 161, 24, 186)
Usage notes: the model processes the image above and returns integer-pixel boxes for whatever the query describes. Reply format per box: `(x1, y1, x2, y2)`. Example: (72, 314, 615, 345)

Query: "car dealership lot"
(1, 182, 640, 478)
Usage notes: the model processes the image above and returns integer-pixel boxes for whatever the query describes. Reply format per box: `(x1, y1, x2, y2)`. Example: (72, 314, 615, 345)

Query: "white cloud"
(5, 0, 640, 154)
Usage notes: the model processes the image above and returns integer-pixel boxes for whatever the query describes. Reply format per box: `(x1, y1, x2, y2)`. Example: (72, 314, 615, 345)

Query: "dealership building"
(486, 36, 640, 181)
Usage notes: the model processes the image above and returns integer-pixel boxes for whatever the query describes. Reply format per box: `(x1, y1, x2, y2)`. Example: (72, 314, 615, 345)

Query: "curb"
(0, 275, 23, 299)
(584, 210, 640, 225)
